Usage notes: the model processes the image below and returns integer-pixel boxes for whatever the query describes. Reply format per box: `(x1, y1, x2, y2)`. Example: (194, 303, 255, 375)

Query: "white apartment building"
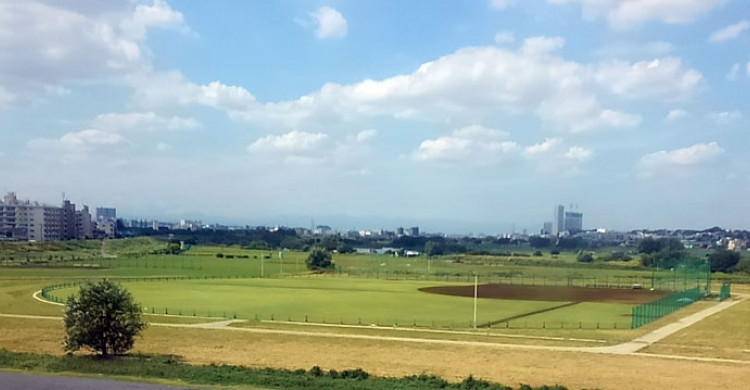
(0, 192, 93, 242)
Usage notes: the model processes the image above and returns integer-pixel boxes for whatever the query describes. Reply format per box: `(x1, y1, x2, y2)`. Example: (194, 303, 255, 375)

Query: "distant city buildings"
(547, 204, 583, 236)
(0, 192, 101, 242)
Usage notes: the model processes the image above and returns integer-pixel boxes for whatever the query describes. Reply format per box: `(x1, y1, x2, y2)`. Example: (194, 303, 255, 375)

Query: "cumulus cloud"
(709, 20, 749, 42)
(91, 112, 199, 132)
(309, 6, 348, 39)
(414, 125, 517, 164)
(523, 138, 592, 175)
(0, 0, 188, 103)
(355, 129, 377, 143)
(664, 109, 689, 122)
(549, 0, 726, 29)
(121, 37, 697, 136)
(638, 142, 725, 177)
(595, 58, 703, 99)
(248, 131, 329, 155)
(28, 129, 128, 161)
(521, 36, 565, 56)
(710, 111, 742, 125)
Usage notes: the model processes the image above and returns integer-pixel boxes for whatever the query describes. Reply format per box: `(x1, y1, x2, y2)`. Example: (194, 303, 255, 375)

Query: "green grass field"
(50, 277, 577, 328)
(1, 238, 713, 330)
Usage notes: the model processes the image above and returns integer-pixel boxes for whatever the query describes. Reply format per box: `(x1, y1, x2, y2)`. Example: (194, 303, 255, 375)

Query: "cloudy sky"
(1, 0, 749, 234)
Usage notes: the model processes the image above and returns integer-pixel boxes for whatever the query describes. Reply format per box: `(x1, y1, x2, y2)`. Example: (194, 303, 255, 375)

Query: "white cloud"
(249, 131, 329, 154)
(638, 142, 725, 177)
(549, 0, 726, 29)
(664, 109, 689, 122)
(523, 138, 563, 157)
(494, 31, 516, 45)
(521, 36, 565, 56)
(28, 129, 128, 160)
(523, 138, 592, 175)
(565, 146, 592, 161)
(414, 125, 517, 164)
(727, 63, 741, 81)
(127, 39, 697, 135)
(489, 0, 514, 10)
(711, 111, 742, 125)
(355, 129, 377, 143)
(0, 1, 188, 103)
(310, 7, 347, 39)
(596, 58, 702, 99)
(156, 142, 171, 152)
(91, 112, 199, 132)
(709, 20, 749, 42)
(747, 61, 750, 76)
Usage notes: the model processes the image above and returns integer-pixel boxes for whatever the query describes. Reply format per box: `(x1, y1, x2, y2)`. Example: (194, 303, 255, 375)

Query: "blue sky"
(1, 0, 748, 234)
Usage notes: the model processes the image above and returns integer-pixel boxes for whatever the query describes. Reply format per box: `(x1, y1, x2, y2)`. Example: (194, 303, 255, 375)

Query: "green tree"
(306, 247, 334, 271)
(709, 249, 741, 273)
(64, 279, 147, 357)
(424, 241, 444, 257)
(576, 251, 594, 263)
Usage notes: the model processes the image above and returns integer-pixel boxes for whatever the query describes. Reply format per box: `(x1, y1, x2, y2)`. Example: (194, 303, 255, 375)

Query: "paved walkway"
(7, 290, 746, 365)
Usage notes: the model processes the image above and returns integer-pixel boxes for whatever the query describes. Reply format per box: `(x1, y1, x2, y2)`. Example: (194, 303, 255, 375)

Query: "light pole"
(473, 275, 478, 329)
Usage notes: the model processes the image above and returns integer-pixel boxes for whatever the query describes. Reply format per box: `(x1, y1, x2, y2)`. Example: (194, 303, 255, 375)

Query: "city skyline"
(1, 1, 749, 234)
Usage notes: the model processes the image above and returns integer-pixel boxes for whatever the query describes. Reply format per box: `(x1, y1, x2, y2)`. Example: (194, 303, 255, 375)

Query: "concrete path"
(9, 290, 747, 365)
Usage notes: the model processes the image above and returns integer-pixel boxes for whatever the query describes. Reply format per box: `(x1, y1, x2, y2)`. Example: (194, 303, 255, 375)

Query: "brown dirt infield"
(419, 284, 671, 304)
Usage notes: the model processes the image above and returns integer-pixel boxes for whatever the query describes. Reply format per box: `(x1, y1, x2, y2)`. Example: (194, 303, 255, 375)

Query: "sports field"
(48, 277, 662, 329)
(2, 238, 749, 390)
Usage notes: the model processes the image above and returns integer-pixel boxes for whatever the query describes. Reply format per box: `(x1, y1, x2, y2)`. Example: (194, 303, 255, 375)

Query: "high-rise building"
(542, 222, 553, 235)
(552, 205, 565, 235)
(564, 211, 583, 233)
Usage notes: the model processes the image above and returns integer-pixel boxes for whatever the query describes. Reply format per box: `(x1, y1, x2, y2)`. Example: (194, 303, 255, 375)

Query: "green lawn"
(50, 277, 636, 329)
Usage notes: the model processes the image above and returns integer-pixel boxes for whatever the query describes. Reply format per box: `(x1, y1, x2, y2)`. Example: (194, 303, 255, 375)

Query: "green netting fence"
(631, 287, 703, 328)
(720, 283, 731, 301)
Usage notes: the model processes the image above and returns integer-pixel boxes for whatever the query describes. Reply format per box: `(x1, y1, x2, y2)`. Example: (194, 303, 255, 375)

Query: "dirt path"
(14, 290, 747, 365)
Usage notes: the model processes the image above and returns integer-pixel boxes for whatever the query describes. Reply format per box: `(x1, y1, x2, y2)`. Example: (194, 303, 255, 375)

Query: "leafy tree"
(424, 241, 444, 257)
(709, 249, 741, 273)
(576, 251, 594, 263)
(319, 236, 340, 252)
(306, 247, 334, 271)
(529, 236, 551, 249)
(64, 279, 146, 357)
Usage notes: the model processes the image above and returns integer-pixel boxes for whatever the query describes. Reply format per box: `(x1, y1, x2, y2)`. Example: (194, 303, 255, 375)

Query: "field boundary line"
(257, 319, 607, 343)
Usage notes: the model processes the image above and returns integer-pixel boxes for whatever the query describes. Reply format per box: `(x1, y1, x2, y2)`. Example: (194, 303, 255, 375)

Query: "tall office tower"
(553, 205, 565, 235)
(564, 211, 583, 233)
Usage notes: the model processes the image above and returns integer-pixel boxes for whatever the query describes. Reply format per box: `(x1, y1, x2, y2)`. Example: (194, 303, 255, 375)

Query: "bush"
(576, 251, 594, 263)
(550, 249, 560, 255)
(215, 253, 224, 258)
(306, 248, 334, 271)
(533, 251, 543, 257)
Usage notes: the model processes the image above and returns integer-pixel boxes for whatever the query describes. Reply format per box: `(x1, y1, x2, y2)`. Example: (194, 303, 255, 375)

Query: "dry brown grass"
(642, 296, 750, 361)
(3, 314, 750, 390)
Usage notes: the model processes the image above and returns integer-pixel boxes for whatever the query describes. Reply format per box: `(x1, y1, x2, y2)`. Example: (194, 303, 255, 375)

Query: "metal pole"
(473, 275, 478, 329)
